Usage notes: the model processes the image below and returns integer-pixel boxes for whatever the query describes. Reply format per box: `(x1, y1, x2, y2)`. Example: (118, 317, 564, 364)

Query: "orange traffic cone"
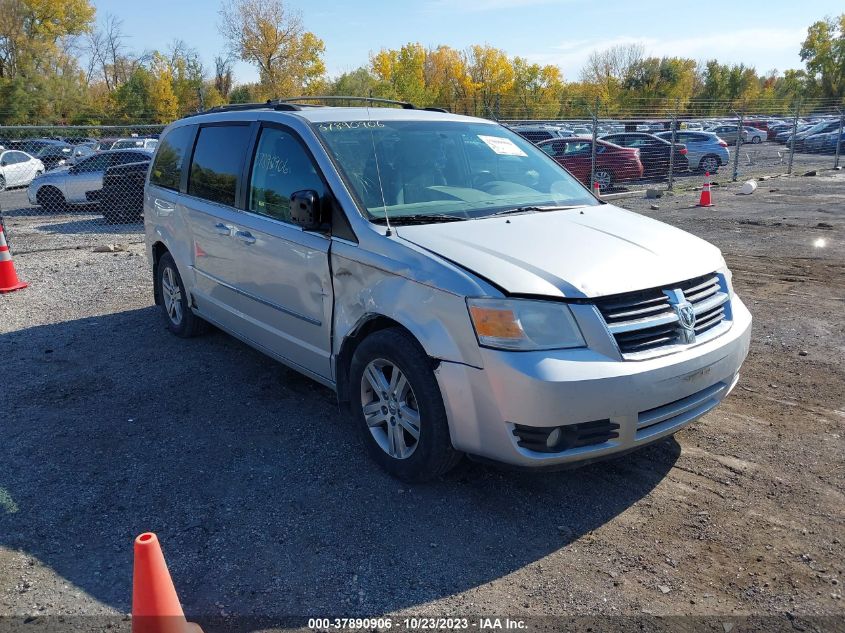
(0, 223, 27, 293)
(697, 172, 714, 207)
(593, 180, 601, 198)
(133, 533, 203, 633)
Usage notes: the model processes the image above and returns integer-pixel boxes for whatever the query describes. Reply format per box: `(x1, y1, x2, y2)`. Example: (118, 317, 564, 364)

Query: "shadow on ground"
(0, 308, 679, 618)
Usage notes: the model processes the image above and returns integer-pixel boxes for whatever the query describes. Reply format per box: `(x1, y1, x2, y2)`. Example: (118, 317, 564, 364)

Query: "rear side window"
(150, 126, 195, 191)
(188, 125, 252, 206)
(519, 131, 553, 143)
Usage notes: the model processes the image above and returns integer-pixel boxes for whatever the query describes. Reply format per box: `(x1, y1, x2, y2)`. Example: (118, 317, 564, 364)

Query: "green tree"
(800, 14, 845, 100)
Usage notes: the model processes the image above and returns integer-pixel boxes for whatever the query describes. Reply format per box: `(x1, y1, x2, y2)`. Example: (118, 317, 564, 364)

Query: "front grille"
(513, 420, 619, 453)
(595, 273, 730, 358)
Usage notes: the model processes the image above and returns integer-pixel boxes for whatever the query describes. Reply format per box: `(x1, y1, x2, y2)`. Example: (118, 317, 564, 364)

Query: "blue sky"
(92, 0, 842, 84)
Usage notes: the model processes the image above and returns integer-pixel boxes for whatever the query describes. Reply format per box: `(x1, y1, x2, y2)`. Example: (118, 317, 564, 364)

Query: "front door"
(231, 124, 333, 380)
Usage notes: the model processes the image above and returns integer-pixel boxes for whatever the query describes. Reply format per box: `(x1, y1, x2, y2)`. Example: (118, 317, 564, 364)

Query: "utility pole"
(590, 97, 599, 191)
(787, 102, 800, 176)
(732, 108, 744, 182)
(668, 99, 679, 191)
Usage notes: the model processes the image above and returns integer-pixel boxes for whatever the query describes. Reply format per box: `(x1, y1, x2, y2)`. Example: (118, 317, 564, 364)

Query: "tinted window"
(520, 131, 553, 142)
(112, 151, 149, 166)
(188, 125, 252, 206)
(151, 126, 195, 191)
(248, 128, 326, 223)
(76, 153, 110, 173)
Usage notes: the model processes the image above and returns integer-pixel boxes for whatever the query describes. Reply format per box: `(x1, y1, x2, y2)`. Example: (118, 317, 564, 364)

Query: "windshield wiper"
(490, 204, 587, 216)
(373, 214, 468, 226)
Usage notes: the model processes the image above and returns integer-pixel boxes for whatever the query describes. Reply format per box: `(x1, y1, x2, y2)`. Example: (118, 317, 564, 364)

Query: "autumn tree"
(580, 43, 645, 107)
(218, 0, 325, 98)
(800, 14, 845, 100)
(214, 55, 234, 98)
(371, 43, 430, 105)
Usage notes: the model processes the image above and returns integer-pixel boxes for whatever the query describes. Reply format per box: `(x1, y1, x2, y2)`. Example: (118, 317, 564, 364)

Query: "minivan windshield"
(314, 120, 598, 222)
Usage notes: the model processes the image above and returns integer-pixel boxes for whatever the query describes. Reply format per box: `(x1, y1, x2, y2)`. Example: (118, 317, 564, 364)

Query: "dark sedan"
(600, 133, 689, 178)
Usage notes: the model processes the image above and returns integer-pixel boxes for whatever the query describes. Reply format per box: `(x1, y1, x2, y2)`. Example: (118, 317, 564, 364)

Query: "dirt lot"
(0, 171, 843, 631)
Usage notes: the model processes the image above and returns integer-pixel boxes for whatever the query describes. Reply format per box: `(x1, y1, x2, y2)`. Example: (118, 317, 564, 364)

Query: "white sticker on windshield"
(478, 135, 527, 157)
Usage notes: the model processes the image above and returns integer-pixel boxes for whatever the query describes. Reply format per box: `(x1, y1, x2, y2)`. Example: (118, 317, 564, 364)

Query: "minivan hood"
(397, 204, 724, 299)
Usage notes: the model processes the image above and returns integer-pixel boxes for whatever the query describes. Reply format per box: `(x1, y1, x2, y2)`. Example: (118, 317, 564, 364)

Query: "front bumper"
(436, 295, 751, 468)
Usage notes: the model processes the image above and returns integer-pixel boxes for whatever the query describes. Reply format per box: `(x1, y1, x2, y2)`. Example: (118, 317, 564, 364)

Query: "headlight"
(467, 298, 585, 351)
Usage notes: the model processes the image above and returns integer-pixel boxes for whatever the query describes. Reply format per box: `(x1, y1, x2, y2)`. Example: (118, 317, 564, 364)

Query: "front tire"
(350, 328, 461, 482)
(156, 252, 206, 338)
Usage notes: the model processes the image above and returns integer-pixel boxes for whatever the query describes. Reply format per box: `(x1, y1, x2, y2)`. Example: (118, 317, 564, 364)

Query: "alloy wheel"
(594, 170, 612, 190)
(161, 266, 184, 326)
(360, 359, 421, 459)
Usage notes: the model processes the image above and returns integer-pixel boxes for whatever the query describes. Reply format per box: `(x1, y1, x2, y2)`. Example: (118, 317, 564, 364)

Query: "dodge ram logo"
(675, 301, 696, 343)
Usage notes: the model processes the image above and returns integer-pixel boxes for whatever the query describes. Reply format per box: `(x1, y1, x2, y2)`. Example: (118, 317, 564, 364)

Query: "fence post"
(668, 102, 678, 191)
(732, 110, 744, 182)
(590, 98, 599, 190)
(787, 105, 799, 175)
(835, 109, 844, 170)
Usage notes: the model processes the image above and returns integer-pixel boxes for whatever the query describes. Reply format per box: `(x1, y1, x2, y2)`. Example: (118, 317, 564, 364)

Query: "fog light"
(546, 427, 562, 449)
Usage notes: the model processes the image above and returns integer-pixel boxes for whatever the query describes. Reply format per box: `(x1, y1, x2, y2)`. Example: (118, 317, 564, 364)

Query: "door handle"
(214, 222, 233, 236)
(154, 199, 174, 216)
(234, 230, 256, 245)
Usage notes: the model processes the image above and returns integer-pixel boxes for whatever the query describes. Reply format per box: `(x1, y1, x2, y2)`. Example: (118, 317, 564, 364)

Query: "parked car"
(112, 137, 159, 150)
(789, 120, 841, 151)
(144, 102, 751, 481)
(742, 127, 765, 144)
(803, 129, 845, 154)
(0, 150, 45, 191)
(775, 123, 815, 144)
(71, 141, 97, 162)
(536, 137, 644, 190)
(599, 133, 689, 178)
(17, 138, 67, 155)
(655, 131, 729, 173)
(509, 124, 573, 143)
(92, 138, 121, 151)
(101, 160, 149, 223)
(34, 143, 74, 170)
(706, 124, 745, 145)
(28, 149, 152, 209)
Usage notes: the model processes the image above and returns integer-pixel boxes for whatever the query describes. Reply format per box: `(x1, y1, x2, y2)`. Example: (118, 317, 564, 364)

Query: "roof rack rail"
(186, 96, 452, 118)
(277, 95, 418, 109)
(185, 101, 300, 117)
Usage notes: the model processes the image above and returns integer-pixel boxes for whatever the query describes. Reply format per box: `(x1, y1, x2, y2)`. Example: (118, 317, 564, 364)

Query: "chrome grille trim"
(595, 272, 732, 359)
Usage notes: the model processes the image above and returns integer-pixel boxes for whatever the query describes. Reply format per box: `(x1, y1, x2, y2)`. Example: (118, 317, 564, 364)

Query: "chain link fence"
(1, 104, 843, 254)
(0, 125, 163, 253)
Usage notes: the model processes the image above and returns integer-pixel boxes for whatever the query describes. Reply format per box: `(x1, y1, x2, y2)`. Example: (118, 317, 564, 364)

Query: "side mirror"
(0, 161, 6, 167)
(290, 190, 321, 230)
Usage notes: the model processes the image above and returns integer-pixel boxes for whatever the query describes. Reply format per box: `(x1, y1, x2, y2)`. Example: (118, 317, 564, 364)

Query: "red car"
(537, 137, 644, 191)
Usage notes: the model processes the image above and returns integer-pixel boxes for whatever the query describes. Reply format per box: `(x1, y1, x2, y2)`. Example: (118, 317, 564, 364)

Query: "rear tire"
(593, 169, 613, 191)
(751, 136, 762, 144)
(349, 328, 461, 482)
(36, 186, 65, 211)
(699, 155, 720, 173)
(156, 252, 206, 338)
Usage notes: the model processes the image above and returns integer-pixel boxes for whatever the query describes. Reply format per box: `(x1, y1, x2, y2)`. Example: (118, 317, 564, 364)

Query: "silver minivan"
(144, 99, 752, 481)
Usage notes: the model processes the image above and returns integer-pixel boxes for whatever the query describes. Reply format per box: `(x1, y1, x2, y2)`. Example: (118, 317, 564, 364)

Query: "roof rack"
(186, 96, 451, 118)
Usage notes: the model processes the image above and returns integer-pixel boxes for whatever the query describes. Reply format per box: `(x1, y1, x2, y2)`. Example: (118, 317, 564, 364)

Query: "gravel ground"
(0, 170, 843, 632)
